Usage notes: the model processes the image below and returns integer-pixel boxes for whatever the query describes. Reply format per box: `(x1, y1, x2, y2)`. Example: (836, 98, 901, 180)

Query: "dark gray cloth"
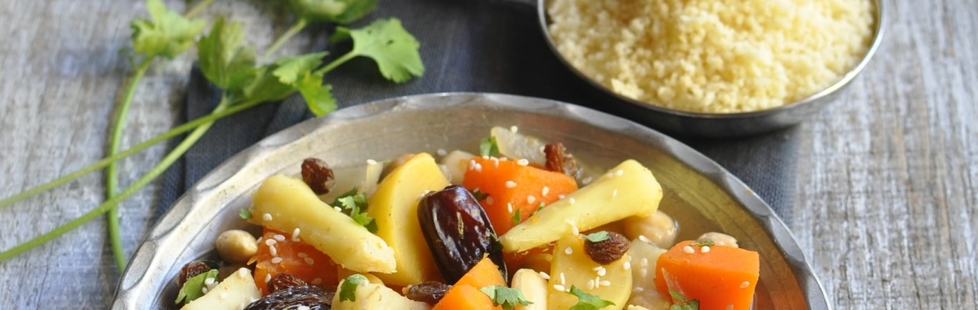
(159, 0, 797, 222)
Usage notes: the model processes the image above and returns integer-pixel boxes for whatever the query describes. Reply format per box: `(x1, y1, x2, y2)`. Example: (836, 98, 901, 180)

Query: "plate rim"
(112, 92, 830, 310)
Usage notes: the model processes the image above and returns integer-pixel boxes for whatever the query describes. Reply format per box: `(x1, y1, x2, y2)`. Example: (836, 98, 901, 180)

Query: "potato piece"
(250, 175, 396, 273)
(332, 278, 432, 310)
(500, 160, 663, 253)
(368, 153, 450, 286)
(181, 268, 260, 310)
(548, 235, 632, 310)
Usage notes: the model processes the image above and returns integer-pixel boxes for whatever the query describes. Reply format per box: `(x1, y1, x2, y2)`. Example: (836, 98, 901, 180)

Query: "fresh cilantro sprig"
(0, 2, 424, 268)
(175, 269, 219, 304)
(262, 0, 378, 62)
(669, 289, 700, 310)
(332, 188, 378, 233)
(480, 136, 500, 157)
(339, 274, 369, 302)
(567, 285, 615, 310)
(480, 285, 532, 310)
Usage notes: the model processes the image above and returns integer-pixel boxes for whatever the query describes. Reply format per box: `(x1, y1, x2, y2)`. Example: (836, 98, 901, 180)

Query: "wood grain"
(0, 0, 975, 309)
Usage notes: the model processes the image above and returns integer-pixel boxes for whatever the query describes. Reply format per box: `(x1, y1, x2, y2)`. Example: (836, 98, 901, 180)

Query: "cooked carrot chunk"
(654, 240, 759, 310)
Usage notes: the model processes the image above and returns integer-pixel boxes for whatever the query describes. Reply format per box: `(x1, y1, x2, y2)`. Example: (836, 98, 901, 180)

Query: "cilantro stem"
(0, 95, 238, 263)
(262, 18, 308, 63)
(184, 0, 216, 19)
(0, 97, 264, 210)
(105, 58, 153, 272)
(314, 50, 356, 76)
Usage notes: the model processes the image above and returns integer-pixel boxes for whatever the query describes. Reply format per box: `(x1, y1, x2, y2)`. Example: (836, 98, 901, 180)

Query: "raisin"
(301, 158, 335, 195)
(584, 231, 630, 264)
(404, 281, 452, 305)
(176, 261, 210, 288)
(418, 185, 507, 284)
(544, 143, 581, 179)
(244, 285, 332, 310)
(268, 273, 308, 294)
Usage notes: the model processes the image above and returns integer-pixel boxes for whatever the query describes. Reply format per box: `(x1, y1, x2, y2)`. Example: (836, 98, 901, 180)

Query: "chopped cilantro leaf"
(480, 136, 500, 157)
(469, 188, 490, 201)
(175, 269, 218, 304)
(289, 0, 378, 24)
(568, 285, 615, 310)
(338, 18, 424, 83)
(668, 289, 700, 310)
(690, 240, 715, 247)
(130, 0, 206, 59)
(239, 208, 252, 220)
(333, 189, 376, 233)
(480, 285, 532, 310)
(584, 231, 610, 242)
(339, 274, 368, 302)
(512, 209, 521, 225)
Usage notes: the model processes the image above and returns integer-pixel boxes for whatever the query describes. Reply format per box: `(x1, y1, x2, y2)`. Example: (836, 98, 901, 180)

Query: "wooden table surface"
(1, 0, 974, 309)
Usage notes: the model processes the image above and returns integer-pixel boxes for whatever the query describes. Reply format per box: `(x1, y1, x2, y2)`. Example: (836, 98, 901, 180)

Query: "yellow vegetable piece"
(548, 235, 632, 310)
(368, 153, 450, 286)
(250, 175, 396, 274)
(500, 159, 663, 253)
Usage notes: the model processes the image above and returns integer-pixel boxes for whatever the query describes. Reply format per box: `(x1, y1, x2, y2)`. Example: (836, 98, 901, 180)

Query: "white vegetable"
(180, 268, 260, 310)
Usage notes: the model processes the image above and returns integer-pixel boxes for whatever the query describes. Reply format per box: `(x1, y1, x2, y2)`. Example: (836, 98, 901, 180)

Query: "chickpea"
(627, 288, 672, 310)
(697, 232, 739, 248)
(215, 229, 259, 264)
(622, 210, 678, 249)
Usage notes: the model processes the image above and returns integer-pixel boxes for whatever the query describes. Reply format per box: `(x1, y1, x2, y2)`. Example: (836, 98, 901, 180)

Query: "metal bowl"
(535, 0, 886, 138)
(112, 93, 828, 309)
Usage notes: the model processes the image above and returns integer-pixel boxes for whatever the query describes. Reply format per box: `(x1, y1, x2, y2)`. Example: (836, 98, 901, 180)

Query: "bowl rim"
(536, 0, 887, 118)
(112, 92, 831, 309)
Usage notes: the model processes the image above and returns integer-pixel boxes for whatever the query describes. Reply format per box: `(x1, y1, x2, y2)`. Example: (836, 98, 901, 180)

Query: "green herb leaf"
(272, 52, 328, 85)
(288, 0, 378, 24)
(294, 72, 337, 116)
(197, 17, 258, 92)
(340, 18, 424, 83)
(567, 285, 615, 310)
(512, 209, 521, 225)
(270, 52, 337, 115)
(333, 189, 376, 233)
(131, 0, 206, 59)
(239, 208, 252, 220)
(668, 289, 700, 310)
(339, 274, 368, 302)
(480, 285, 532, 310)
(690, 240, 715, 247)
(480, 136, 500, 157)
(175, 269, 218, 304)
(584, 231, 610, 242)
(469, 188, 490, 201)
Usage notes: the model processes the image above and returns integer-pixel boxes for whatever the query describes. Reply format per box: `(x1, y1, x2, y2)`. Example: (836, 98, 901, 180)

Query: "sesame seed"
(312, 278, 322, 285)
(560, 272, 566, 285)
(527, 195, 536, 204)
(265, 239, 277, 246)
(638, 235, 651, 243)
(271, 257, 283, 264)
(262, 213, 273, 222)
(510, 125, 519, 133)
(615, 169, 624, 176)
(600, 280, 611, 287)
(292, 228, 301, 242)
(592, 266, 603, 271)
(595, 276, 601, 286)
(587, 279, 595, 290)
(201, 287, 208, 294)
(505, 180, 517, 188)
(612, 189, 618, 198)
(475, 163, 483, 172)
(486, 196, 494, 205)
(492, 157, 500, 169)
(256, 237, 263, 244)
(598, 267, 607, 277)
(740, 281, 750, 288)
(265, 273, 271, 283)
(564, 247, 573, 255)
(304, 257, 315, 265)
(558, 194, 565, 199)
(640, 258, 649, 268)
(570, 223, 580, 235)
(641, 268, 648, 277)
(623, 261, 631, 270)
(269, 245, 278, 256)
(683, 245, 695, 254)
(437, 149, 447, 156)
(539, 272, 551, 280)
(507, 203, 514, 213)
(701, 246, 711, 253)
(468, 159, 477, 171)
(517, 158, 529, 166)
(273, 234, 286, 242)
(553, 284, 566, 292)
(366, 159, 377, 165)
(582, 177, 593, 184)
(204, 277, 216, 286)
(633, 287, 645, 293)
(298, 252, 308, 258)
(569, 197, 576, 204)
(334, 206, 342, 212)
(542, 186, 550, 197)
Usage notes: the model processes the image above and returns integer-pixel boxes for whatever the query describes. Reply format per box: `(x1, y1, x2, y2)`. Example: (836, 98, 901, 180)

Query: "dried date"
(244, 285, 333, 310)
(268, 273, 308, 294)
(418, 185, 507, 284)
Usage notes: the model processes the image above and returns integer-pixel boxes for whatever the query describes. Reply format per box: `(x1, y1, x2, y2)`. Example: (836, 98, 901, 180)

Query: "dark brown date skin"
(244, 285, 334, 310)
(418, 185, 507, 284)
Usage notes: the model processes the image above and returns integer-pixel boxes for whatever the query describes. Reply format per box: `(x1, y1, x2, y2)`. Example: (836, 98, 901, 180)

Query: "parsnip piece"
(491, 126, 547, 165)
(627, 239, 667, 294)
(512, 269, 548, 310)
(439, 150, 475, 184)
(250, 175, 396, 273)
(499, 160, 663, 253)
(548, 235, 632, 310)
(368, 153, 449, 286)
(332, 278, 432, 310)
(181, 268, 260, 310)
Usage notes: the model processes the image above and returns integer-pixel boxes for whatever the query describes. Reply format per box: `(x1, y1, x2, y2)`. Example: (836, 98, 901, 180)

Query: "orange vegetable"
(251, 228, 339, 295)
(654, 240, 760, 310)
(462, 156, 578, 236)
(432, 256, 507, 310)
